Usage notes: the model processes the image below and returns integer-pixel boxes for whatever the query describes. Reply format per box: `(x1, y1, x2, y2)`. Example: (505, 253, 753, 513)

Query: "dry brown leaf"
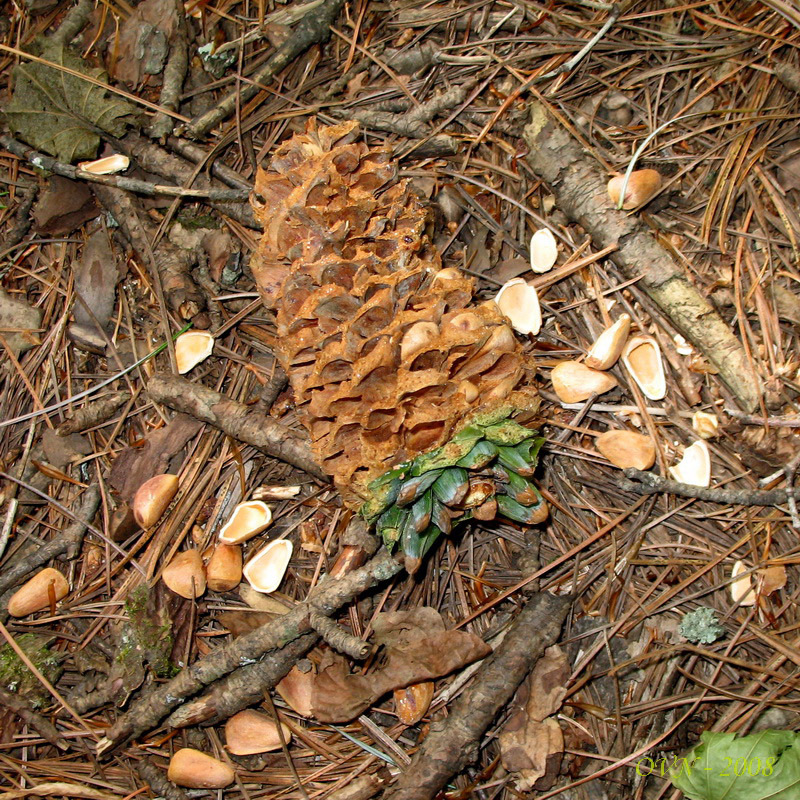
(32, 176, 98, 235)
(759, 565, 787, 596)
(41, 429, 91, 468)
(109, 414, 202, 501)
(113, 0, 177, 86)
(499, 645, 568, 791)
(0, 288, 42, 358)
(69, 228, 123, 348)
(310, 607, 491, 723)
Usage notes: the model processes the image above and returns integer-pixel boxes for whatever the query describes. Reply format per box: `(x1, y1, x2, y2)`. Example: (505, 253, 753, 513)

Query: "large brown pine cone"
(250, 120, 540, 511)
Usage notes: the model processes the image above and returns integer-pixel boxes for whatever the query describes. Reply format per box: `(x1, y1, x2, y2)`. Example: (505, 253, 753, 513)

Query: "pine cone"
(251, 120, 545, 570)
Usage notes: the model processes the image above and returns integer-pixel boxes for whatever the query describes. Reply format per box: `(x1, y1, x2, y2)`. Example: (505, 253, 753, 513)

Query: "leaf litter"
(1, 1, 800, 799)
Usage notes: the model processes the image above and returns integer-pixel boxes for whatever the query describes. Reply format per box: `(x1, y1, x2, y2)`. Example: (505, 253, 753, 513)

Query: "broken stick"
(523, 102, 761, 412)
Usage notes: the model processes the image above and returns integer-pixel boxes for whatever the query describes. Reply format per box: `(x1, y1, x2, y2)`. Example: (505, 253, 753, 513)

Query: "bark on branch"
(620, 468, 799, 506)
(523, 103, 761, 412)
(147, 374, 326, 480)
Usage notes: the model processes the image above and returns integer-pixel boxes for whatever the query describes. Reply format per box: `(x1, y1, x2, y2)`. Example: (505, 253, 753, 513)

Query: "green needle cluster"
(361, 408, 546, 572)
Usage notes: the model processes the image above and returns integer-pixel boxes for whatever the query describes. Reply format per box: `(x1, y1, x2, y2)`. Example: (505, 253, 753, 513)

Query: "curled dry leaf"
(551, 360, 618, 403)
(310, 607, 491, 723)
(607, 168, 662, 209)
(243, 539, 293, 594)
(499, 645, 568, 792)
(0, 288, 43, 358)
(132, 473, 179, 528)
(219, 500, 272, 544)
(162, 549, 206, 599)
(494, 278, 542, 335)
(225, 709, 291, 755)
(730, 560, 756, 607)
(692, 410, 719, 439)
(585, 314, 631, 370)
(622, 336, 666, 400)
(175, 330, 215, 374)
(8, 568, 69, 617)
(167, 748, 234, 788)
(595, 430, 656, 470)
(529, 228, 558, 274)
(668, 440, 711, 487)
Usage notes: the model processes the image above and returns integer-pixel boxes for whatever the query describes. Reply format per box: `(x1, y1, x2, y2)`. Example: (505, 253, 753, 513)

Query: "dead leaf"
(310, 607, 491, 723)
(526, 645, 569, 722)
(41, 428, 91, 468)
(69, 228, 124, 347)
(32, 176, 98, 235)
(0, 288, 42, 357)
(495, 257, 531, 285)
(5, 40, 137, 162)
(767, 283, 800, 326)
(239, 583, 292, 614)
(499, 645, 568, 791)
(203, 230, 236, 283)
(734, 425, 800, 476)
(501, 718, 563, 791)
(777, 150, 800, 192)
(109, 414, 202, 500)
(217, 611, 276, 637)
(759, 564, 787, 596)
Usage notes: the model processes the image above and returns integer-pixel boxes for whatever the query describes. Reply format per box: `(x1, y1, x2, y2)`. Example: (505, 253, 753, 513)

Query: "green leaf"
(503, 471, 542, 506)
(5, 41, 138, 163)
(362, 466, 407, 521)
(376, 506, 407, 548)
(409, 490, 433, 533)
(410, 432, 482, 476)
(670, 729, 800, 800)
(496, 494, 544, 524)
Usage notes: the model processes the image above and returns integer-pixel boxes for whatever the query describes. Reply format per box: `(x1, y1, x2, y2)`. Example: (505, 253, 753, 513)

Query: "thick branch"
(0, 685, 68, 750)
(0, 136, 247, 203)
(149, 0, 189, 141)
(382, 592, 570, 800)
(523, 104, 761, 411)
(166, 631, 318, 727)
(147, 374, 326, 480)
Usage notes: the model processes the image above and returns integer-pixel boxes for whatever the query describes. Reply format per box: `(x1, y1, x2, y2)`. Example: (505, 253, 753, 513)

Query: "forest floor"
(1, 0, 800, 798)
